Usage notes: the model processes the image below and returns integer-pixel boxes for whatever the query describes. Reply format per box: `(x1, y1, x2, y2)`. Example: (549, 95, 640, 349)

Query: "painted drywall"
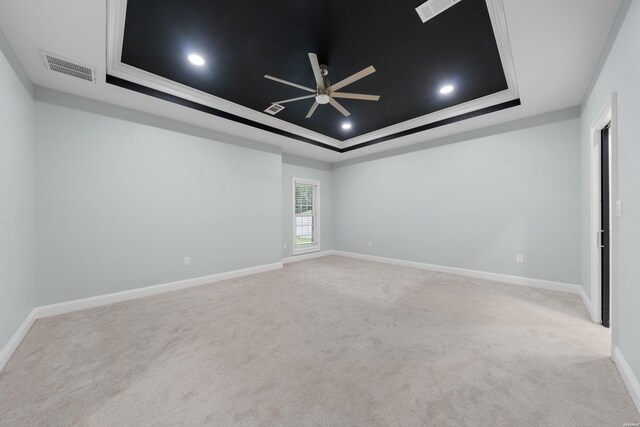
(281, 154, 333, 258)
(0, 31, 35, 349)
(333, 116, 580, 285)
(35, 101, 282, 306)
(580, 0, 640, 390)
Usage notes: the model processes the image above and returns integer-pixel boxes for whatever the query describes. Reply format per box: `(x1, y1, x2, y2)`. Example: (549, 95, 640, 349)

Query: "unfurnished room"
(0, 0, 639, 425)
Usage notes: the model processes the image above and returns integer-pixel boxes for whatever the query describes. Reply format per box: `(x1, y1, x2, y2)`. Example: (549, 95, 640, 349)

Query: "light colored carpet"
(0, 256, 638, 426)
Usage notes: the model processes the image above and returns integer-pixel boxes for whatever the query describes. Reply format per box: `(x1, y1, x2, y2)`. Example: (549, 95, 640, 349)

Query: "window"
(293, 178, 320, 254)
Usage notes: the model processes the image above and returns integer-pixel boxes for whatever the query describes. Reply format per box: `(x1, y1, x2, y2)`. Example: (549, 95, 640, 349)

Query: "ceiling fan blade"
(308, 53, 324, 90)
(331, 92, 380, 101)
(305, 102, 319, 119)
(264, 75, 315, 93)
(274, 94, 316, 104)
(328, 66, 376, 92)
(329, 98, 351, 117)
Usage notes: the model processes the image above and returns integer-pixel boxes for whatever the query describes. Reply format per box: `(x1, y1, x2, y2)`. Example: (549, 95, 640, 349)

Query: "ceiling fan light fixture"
(188, 54, 205, 66)
(316, 94, 331, 105)
(439, 84, 455, 95)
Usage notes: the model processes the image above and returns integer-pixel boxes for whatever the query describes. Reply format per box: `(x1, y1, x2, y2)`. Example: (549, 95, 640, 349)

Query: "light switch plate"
(616, 200, 622, 217)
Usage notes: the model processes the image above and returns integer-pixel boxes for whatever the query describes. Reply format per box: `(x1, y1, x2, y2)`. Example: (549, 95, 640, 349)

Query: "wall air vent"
(40, 50, 96, 83)
(264, 104, 285, 115)
(415, 0, 461, 23)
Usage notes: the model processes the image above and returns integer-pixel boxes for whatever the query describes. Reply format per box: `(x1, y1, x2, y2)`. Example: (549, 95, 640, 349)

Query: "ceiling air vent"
(415, 0, 461, 23)
(40, 50, 96, 83)
(264, 104, 285, 115)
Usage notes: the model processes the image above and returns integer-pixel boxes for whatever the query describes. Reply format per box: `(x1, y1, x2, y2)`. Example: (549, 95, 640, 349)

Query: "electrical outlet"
(516, 254, 524, 264)
(368, 241, 373, 247)
(616, 200, 622, 217)
(283, 242, 287, 249)
(183, 257, 191, 266)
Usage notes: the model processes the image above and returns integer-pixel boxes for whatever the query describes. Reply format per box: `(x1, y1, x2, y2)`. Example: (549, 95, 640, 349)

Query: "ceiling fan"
(264, 53, 380, 119)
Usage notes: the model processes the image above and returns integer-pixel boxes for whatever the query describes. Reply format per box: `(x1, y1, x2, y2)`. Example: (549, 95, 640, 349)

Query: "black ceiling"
(118, 0, 512, 142)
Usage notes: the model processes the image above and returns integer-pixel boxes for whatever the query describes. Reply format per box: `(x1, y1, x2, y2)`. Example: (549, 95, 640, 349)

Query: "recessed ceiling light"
(439, 85, 455, 95)
(342, 122, 352, 130)
(188, 54, 205, 66)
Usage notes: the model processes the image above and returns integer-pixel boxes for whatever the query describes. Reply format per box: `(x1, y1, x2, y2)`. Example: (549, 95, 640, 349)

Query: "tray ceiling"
(107, 0, 519, 151)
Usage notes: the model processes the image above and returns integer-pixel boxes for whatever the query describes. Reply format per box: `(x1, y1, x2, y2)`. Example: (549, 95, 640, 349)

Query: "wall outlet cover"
(183, 257, 191, 266)
(516, 254, 524, 263)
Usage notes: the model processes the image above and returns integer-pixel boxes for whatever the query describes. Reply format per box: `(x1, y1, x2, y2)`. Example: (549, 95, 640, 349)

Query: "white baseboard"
(35, 262, 283, 319)
(579, 287, 592, 318)
(0, 261, 283, 372)
(0, 309, 37, 371)
(282, 250, 335, 264)
(333, 251, 582, 295)
(2, 253, 637, 416)
(613, 347, 640, 414)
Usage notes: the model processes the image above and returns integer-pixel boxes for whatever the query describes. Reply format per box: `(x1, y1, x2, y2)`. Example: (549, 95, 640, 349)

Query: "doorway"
(600, 124, 611, 328)
(590, 93, 618, 356)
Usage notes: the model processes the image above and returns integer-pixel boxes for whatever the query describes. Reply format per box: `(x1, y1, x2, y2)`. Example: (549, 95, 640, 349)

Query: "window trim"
(292, 177, 321, 255)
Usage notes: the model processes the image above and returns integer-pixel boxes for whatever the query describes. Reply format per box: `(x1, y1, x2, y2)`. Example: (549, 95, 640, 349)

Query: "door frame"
(589, 92, 618, 357)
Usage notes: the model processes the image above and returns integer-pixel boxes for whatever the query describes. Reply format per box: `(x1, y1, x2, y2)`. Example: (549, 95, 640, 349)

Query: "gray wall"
(579, 0, 640, 387)
(0, 31, 35, 348)
(35, 101, 282, 306)
(2, 1, 638, 394)
(281, 154, 333, 258)
(333, 116, 581, 285)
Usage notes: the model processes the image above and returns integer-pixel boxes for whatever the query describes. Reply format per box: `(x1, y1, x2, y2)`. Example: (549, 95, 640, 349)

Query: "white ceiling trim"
(107, 0, 518, 150)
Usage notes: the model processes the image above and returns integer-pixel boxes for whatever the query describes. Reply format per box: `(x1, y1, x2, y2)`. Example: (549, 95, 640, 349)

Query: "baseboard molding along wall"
(3, 250, 639, 413)
(36, 262, 283, 318)
(614, 347, 640, 414)
(333, 250, 583, 295)
(0, 309, 37, 372)
(579, 287, 592, 318)
(282, 250, 335, 264)
(0, 251, 607, 376)
(287, 250, 588, 306)
(0, 261, 283, 371)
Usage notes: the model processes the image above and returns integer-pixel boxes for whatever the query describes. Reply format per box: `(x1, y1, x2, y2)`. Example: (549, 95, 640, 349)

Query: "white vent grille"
(415, 0, 461, 23)
(40, 50, 96, 83)
(264, 104, 285, 115)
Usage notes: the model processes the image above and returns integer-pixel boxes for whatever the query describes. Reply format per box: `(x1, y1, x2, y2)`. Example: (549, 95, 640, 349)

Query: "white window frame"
(292, 177, 321, 255)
